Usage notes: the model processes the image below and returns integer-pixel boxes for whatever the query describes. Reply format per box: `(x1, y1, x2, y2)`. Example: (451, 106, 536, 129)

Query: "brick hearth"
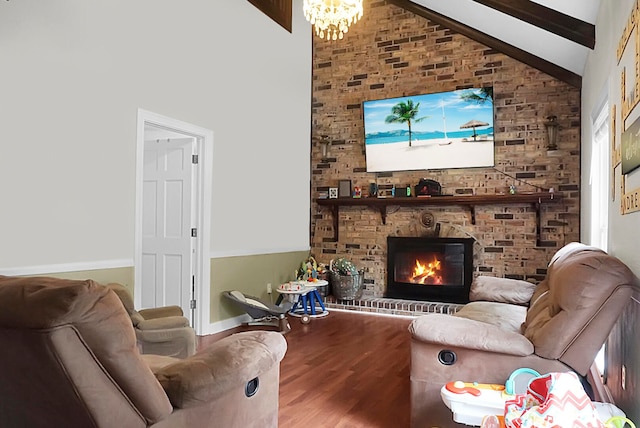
(323, 295, 463, 317)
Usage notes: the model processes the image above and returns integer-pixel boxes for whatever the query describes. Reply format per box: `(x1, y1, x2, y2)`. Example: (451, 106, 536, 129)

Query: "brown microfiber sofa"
(409, 242, 639, 427)
(0, 275, 287, 428)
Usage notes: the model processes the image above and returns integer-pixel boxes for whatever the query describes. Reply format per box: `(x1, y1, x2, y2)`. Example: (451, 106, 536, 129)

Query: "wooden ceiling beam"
(470, 0, 595, 49)
(247, 0, 292, 33)
(387, 0, 581, 88)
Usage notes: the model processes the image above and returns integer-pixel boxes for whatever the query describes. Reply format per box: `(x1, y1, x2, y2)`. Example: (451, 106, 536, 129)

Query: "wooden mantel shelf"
(315, 192, 562, 241)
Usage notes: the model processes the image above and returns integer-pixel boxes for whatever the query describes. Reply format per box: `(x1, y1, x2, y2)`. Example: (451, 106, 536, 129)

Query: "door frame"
(135, 108, 213, 335)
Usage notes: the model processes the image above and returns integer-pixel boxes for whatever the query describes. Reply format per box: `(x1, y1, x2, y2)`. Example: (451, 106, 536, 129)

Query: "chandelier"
(303, 0, 364, 41)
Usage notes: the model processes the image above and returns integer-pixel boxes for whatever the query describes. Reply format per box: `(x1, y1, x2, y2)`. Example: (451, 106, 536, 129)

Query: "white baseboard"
(201, 314, 252, 336)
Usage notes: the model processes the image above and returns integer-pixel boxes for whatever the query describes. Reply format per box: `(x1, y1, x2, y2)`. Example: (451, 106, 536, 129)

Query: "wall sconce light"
(544, 115, 558, 150)
(319, 135, 331, 158)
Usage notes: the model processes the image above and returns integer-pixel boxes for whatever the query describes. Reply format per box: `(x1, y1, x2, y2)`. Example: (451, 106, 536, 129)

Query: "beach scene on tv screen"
(363, 88, 495, 172)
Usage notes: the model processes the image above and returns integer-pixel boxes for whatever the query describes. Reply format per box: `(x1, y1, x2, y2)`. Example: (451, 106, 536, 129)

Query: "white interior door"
(141, 137, 195, 322)
(135, 109, 213, 335)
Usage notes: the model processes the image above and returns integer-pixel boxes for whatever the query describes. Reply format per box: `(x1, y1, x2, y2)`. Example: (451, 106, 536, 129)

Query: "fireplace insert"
(386, 237, 473, 304)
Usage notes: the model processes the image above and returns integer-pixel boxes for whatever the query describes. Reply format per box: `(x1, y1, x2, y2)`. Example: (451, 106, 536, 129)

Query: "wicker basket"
(329, 270, 364, 300)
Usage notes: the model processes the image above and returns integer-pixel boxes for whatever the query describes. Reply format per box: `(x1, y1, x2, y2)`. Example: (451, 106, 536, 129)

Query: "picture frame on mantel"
(247, 0, 292, 33)
(338, 180, 352, 198)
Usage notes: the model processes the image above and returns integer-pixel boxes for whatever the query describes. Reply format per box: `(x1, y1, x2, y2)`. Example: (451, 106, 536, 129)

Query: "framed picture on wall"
(621, 115, 640, 175)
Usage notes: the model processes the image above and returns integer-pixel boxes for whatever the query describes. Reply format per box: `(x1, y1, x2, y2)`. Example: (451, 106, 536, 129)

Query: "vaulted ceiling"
(388, 0, 601, 88)
(253, 0, 602, 88)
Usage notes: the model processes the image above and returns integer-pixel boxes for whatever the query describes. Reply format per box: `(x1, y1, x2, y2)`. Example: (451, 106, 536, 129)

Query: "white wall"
(0, 0, 312, 271)
(582, 0, 640, 273)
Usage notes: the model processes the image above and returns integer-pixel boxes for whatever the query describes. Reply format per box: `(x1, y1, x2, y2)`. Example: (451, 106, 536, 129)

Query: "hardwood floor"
(278, 311, 412, 428)
(200, 310, 413, 428)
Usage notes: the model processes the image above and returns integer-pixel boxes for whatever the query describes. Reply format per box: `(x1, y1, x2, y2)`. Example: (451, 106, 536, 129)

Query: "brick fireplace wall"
(310, 1, 581, 299)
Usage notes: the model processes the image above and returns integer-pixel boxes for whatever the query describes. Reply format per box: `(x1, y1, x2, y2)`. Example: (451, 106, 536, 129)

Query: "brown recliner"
(408, 243, 639, 427)
(106, 283, 196, 358)
(0, 275, 287, 428)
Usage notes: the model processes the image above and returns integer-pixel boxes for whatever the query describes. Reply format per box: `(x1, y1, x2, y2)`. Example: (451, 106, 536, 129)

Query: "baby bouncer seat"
(223, 290, 291, 334)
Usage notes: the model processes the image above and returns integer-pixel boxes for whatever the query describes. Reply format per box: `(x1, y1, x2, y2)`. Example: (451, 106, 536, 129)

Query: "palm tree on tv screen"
(460, 87, 493, 105)
(384, 99, 428, 147)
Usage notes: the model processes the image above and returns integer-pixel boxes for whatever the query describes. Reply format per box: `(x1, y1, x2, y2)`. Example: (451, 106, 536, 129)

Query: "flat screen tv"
(363, 87, 495, 173)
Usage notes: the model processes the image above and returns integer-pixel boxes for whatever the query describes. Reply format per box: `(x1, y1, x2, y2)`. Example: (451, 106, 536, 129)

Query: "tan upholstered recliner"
(106, 283, 196, 358)
(408, 243, 639, 427)
(0, 275, 287, 428)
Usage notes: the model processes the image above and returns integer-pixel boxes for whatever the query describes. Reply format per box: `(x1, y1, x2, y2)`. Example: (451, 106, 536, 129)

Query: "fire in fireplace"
(386, 236, 473, 304)
(406, 255, 443, 285)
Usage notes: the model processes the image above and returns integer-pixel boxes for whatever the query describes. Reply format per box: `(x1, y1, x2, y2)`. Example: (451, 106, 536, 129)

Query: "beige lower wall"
(210, 251, 310, 324)
(8, 252, 311, 328)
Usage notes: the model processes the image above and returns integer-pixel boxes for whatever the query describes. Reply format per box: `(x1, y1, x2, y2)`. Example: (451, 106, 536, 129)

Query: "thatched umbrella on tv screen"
(460, 119, 490, 141)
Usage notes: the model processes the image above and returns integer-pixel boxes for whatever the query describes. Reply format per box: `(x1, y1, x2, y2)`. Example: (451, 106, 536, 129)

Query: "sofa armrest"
(138, 305, 184, 319)
(136, 316, 190, 330)
(154, 330, 287, 408)
(409, 314, 534, 356)
(469, 276, 536, 305)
